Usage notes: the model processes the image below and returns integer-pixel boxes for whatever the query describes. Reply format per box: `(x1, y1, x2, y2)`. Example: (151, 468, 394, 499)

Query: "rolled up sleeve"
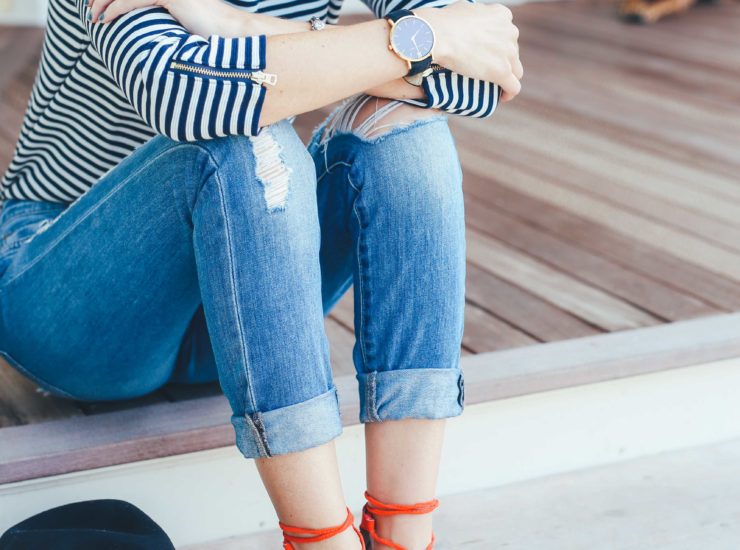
(77, 2, 270, 140)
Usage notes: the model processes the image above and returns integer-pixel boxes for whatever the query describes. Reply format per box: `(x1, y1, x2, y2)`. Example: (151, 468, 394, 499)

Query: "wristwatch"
(385, 9, 435, 77)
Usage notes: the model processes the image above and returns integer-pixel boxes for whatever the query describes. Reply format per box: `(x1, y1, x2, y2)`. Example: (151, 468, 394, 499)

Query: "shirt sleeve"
(360, 0, 500, 118)
(76, 3, 270, 141)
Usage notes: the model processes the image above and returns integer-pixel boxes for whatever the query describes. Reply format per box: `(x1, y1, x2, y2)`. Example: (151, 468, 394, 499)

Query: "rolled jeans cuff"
(357, 368, 465, 423)
(231, 386, 342, 458)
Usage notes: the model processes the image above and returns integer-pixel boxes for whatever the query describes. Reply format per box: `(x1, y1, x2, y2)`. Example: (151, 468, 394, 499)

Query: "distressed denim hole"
(249, 127, 292, 212)
(318, 93, 447, 149)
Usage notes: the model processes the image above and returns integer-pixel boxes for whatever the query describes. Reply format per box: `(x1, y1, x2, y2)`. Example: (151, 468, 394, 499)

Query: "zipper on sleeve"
(170, 61, 277, 86)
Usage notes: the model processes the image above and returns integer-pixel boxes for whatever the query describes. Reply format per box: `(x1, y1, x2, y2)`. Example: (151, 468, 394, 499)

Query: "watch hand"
(411, 35, 421, 56)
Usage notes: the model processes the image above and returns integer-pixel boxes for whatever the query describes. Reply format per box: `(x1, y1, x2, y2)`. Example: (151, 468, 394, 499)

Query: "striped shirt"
(1, 0, 499, 203)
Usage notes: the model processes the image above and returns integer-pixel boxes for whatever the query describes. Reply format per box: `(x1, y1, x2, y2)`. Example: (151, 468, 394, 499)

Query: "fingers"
(492, 3, 513, 21)
(88, 0, 115, 22)
(498, 73, 521, 103)
(102, 0, 152, 23)
(90, 0, 158, 24)
(512, 56, 524, 80)
(502, 15, 523, 100)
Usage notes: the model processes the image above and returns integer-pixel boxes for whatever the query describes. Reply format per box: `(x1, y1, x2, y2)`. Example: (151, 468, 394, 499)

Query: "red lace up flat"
(279, 506, 365, 549)
(360, 491, 440, 550)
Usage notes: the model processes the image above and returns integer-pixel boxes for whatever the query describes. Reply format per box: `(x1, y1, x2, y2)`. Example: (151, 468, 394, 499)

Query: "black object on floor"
(0, 499, 175, 549)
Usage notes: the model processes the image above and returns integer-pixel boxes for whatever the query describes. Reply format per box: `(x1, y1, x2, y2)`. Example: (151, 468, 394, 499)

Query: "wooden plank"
(515, 45, 740, 147)
(325, 317, 355, 377)
(460, 107, 740, 229)
(463, 302, 538, 353)
(457, 147, 740, 282)
(467, 229, 660, 331)
(2, 312, 739, 484)
(464, 196, 717, 321)
(455, 118, 740, 258)
(466, 264, 601, 341)
(327, 291, 354, 331)
(463, 312, 740, 406)
(506, 32, 740, 169)
(460, 174, 740, 310)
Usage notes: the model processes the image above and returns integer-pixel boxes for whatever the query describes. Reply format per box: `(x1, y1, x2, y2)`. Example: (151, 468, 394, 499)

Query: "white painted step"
(187, 437, 740, 549)
(3, 358, 740, 548)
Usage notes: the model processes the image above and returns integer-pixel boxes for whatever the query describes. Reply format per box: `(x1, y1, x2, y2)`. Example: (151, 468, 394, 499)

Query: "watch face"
(391, 16, 435, 61)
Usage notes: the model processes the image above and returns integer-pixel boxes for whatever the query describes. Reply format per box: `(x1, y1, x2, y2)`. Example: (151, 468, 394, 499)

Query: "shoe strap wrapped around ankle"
(280, 506, 363, 549)
(361, 491, 439, 550)
(364, 491, 440, 516)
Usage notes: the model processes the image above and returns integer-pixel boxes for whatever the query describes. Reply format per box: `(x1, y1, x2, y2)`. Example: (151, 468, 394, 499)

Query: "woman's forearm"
(257, 19, 414, 126)
(231, 12, 426, 106)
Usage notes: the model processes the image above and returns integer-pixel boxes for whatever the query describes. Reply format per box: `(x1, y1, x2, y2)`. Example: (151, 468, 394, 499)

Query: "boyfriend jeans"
(0, 107, 466, 459)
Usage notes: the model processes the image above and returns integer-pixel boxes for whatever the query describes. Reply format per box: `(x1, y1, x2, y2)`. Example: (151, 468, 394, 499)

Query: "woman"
(0, 0, 521, 547)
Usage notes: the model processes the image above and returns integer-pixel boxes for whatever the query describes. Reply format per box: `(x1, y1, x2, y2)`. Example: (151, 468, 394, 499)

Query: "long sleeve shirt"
(1, 0, 499, 203)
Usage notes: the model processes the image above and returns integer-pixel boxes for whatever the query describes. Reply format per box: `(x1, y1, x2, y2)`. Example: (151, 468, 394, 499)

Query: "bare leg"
(365, 420, 447, 550)
(256, 440, 363, 550)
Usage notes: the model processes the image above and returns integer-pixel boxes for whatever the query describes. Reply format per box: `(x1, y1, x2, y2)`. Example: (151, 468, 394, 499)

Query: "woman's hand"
(417, 1, 523, 102)
(88, 0, 269, 38)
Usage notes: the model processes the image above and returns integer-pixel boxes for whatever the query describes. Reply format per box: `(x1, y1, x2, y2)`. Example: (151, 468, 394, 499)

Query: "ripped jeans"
(0, 95, 466, 459)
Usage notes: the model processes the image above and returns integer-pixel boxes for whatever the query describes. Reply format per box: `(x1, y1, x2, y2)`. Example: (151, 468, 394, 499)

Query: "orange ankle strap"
(361, 491, 439, 550)
(280, 506, 364, 549)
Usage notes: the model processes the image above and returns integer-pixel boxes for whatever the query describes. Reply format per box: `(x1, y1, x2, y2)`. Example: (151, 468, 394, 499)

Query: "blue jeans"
(0, 109, 466, 459)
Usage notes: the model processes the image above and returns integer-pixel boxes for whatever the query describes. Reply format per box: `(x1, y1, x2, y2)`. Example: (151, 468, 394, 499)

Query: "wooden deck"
(1, 0, 740, 461)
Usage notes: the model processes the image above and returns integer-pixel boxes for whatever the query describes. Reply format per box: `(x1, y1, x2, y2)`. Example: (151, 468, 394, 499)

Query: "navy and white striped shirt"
(1, 0, 498, 203)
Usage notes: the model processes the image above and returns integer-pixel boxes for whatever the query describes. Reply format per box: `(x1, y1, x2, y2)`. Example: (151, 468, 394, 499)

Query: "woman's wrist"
(412, 8, 451, 67)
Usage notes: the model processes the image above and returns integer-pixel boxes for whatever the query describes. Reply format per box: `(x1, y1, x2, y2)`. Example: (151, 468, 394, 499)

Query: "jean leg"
(169, 303, 219, 385)
(308, 111, 466, 424)
(170, 118, 357, 385)
(0, 119, 340, 458)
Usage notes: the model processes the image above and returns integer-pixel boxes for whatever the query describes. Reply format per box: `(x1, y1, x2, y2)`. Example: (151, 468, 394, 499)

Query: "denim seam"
(211, 167, 267, 454)
(366, 371, 380, 422)
(245, 412, 272, 457)
(347, 173, 370, 374)
(0, 143, 186, 292)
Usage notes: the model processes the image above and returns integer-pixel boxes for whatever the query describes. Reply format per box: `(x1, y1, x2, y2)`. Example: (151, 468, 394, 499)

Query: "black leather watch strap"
(386, 8, 413, 22)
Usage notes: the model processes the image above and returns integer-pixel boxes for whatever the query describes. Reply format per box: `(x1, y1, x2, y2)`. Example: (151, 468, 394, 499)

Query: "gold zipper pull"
(249, 71, 278, 86)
